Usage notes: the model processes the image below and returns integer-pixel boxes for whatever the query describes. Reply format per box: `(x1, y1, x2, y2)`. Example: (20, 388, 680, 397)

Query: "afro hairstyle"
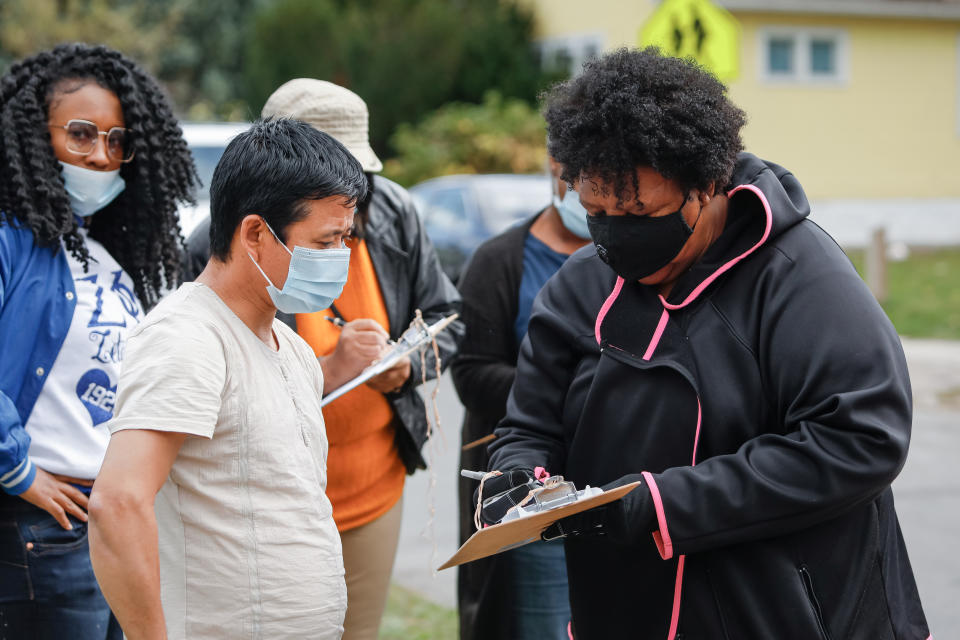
(543, 47, 747, 204)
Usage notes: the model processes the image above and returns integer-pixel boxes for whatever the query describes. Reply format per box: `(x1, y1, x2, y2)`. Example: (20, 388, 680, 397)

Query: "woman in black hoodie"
(480, 48, 930, 640)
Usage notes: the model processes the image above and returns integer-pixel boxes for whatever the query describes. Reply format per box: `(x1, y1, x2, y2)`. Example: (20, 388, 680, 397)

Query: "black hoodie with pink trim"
(487, 153, 929, 640)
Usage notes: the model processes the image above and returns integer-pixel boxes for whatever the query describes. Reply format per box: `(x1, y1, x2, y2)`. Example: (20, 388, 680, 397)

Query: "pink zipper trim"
(659, 184, 774, 311)
(595, 276, 625, 344)
(595, 187, 738, 637)
(643, 309, 671, 360)
(691, 399, 702, 466)
(644, 399, 704, 639)
(664, 401, 703, 639)
(641, 399, 698, 559)
(667, 555, 686, 640)
(647, 184, 767, 638)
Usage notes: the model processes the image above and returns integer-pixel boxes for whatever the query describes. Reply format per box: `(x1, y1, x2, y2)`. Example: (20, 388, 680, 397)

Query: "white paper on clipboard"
(320, 313, 459, 407)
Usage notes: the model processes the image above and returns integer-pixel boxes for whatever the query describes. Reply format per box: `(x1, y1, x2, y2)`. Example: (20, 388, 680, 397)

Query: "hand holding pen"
(322, 314, 410, 395)
(323, 317, 391, 384)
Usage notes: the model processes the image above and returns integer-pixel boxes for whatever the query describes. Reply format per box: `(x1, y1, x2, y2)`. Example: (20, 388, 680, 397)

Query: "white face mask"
(59, 161, 126, 218)
(247, 221, 351, 315)
(553, 189, 591, 240)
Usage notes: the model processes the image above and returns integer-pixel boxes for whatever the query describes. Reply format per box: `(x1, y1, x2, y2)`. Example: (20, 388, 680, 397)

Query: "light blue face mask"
(58, 161, 126, 218)
(553, 189, 591, 240)
(248, 222, 351, 314)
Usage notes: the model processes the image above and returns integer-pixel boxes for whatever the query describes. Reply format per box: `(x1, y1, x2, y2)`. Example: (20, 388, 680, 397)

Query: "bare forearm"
(89, 496, 166, 640)
(319, 354, 351, 391)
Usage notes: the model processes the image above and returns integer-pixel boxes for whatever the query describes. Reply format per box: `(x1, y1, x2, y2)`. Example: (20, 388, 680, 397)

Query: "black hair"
(351, 172, 376, 240)
(208, 118, 368, 260)
(543, 47, 747, 204)
(0, 43, 198, 308)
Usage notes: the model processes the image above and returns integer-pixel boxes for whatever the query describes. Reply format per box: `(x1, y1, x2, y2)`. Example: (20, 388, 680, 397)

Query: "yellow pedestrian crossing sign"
(640, 0, 740, 81)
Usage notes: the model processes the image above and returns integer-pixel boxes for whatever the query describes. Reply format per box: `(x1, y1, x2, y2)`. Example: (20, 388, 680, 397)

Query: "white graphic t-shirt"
(25, 227, 143, 479)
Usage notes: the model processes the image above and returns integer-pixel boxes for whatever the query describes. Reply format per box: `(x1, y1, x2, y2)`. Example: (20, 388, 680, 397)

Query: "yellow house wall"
(521, 0, 653, 51)
(526, 2, 960, 200)
(729, 14, 960, 199)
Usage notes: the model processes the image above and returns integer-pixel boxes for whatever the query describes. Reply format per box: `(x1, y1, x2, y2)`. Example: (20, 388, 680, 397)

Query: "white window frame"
(537, 33, 606, 77)
(758, 26, 850, 86)
(956, 33, 960, 136)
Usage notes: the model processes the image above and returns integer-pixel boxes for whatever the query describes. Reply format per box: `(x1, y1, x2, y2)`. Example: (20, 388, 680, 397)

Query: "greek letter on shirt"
(76, 269, 141, 364)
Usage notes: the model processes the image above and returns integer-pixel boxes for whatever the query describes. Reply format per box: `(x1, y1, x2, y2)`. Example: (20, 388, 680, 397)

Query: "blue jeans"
(510, 538, 571, 640)
(0, 493, 121, 640)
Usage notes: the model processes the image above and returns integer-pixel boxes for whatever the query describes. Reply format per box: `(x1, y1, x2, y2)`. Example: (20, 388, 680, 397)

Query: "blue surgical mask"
(248, 222, 351, 314)
(58, 161, 126, 218)
(553, 189, 591, 240)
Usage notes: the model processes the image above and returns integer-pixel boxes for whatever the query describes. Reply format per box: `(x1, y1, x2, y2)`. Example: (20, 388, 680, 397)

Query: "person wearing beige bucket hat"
(262, 79, 383, 173)
(263, 78, 463, 640)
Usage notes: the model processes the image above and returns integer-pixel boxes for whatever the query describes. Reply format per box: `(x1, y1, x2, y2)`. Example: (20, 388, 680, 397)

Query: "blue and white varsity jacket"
(0, 215, 77, 495)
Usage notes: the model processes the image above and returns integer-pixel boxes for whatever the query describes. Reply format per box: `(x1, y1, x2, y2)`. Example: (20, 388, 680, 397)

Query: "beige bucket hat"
(261, 78, 382, 173)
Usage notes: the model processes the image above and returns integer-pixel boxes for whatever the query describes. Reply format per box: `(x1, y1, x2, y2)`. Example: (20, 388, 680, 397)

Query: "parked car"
(409, 174, 551, 282)
(178, 122, 250, 237)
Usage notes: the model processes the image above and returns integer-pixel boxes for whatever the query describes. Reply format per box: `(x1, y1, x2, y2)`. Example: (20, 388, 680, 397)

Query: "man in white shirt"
(88, 119, 375, 640)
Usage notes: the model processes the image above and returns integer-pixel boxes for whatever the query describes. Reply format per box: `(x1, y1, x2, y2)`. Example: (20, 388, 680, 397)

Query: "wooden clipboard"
(438, 481, 641, 570)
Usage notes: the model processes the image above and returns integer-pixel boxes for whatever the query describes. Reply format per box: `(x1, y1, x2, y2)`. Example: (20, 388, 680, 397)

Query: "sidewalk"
(901, 337, 960, 411)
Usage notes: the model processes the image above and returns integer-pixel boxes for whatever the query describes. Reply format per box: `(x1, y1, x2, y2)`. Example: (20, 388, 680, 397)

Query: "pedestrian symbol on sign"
(640, 0, 740, 81)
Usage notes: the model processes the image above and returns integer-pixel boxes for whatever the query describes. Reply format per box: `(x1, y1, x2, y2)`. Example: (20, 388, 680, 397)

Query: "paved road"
(392, 374, 461, 607)
(893, 409, 960, 635)
(392, 339, 960, 636)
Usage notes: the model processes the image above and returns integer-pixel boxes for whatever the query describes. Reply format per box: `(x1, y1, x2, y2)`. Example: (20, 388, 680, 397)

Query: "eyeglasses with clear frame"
(49, 119, 135, 163)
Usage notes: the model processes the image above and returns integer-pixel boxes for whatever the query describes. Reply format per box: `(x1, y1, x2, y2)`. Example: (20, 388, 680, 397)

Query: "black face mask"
(587, 195, 697, 281)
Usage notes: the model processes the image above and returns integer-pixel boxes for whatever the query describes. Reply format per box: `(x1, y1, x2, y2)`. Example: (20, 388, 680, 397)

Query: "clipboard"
(437, 481, 641, 570)
(320, 313, 459, 407)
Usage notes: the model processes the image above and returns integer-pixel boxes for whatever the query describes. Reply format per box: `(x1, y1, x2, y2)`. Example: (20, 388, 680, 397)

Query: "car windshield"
(479, 178, 551, 234)
(190, 145, 228, 200)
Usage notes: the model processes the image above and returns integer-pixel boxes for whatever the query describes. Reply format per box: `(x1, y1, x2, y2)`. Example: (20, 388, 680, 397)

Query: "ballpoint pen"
(325, 315, 346, 328)
(325, 314, 401, 349)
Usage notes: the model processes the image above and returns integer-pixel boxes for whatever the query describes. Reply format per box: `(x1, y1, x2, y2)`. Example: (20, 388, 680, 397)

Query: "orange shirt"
(297, 238, 405, 532)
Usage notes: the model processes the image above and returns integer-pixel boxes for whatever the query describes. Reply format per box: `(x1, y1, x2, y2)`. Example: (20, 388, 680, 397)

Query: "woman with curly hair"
(0, 43, 196, 637)
(476, 48, 929, 639)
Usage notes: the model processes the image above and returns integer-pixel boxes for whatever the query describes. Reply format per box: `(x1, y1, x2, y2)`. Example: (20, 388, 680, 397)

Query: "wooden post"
(866, 227, 888, 303)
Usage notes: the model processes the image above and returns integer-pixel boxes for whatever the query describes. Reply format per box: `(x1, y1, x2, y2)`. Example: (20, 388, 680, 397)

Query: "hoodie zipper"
(798, 565, 832, 640)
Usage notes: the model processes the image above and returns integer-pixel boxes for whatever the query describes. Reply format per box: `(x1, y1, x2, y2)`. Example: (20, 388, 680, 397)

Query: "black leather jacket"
(184, 175, 464, 473)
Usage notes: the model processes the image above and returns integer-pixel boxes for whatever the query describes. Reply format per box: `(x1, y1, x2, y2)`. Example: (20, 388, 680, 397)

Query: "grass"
(379, 583, 458, 640)
(937, 386, 960, 409)
(845, 247, 960, 340)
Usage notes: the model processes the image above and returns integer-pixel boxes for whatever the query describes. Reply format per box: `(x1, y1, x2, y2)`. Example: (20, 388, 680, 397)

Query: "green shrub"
(383, 91, 547, 186)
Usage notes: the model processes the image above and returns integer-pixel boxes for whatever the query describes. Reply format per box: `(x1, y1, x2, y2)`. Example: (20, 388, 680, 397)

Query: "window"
(810, 39, 836, 75)
(759, 28, 848, 85)
(768, 38, 794, 74)
(538, 33, 606, 77)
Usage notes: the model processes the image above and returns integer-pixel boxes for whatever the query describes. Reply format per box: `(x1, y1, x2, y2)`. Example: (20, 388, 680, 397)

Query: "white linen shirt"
(108, 282, 345, 640)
